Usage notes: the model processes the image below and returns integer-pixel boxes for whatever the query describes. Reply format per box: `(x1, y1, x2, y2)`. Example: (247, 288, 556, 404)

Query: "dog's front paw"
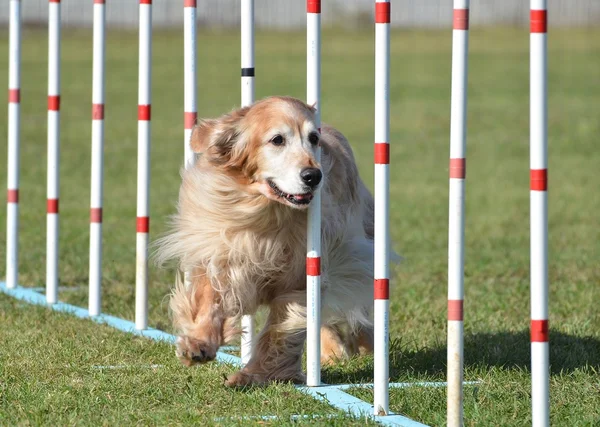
(224, 369, 306, 387)
(287, 371, 306, 384)
(176, 335, 217, 366)
(224, 370, 266, 388)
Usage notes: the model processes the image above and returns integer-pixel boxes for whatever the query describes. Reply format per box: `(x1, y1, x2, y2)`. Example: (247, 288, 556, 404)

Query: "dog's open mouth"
(267, 179, 313, 205)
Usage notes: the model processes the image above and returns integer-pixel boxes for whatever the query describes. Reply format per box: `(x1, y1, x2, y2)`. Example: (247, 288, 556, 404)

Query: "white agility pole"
(306, 0, 322, 388)
(183, 0, 196, 167)
(6, 0, 22, 290)
(136, 0, 152, 330)
(89, 0, 106, 317)
(447, 1, 469, 426)
(530, 1, 549, 426)
(47, 0, 61, 305)
(181, 0, 196, 293)
(373, 0, 391, 416)
(240, 0, 256, 366)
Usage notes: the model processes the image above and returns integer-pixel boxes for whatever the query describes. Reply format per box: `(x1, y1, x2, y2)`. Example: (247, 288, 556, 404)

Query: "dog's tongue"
(293, 193, 313, 201)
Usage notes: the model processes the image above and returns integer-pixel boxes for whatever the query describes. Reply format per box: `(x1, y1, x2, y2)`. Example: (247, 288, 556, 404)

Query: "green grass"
(1, 26, 599, 426)
(0, 297, 357, 426)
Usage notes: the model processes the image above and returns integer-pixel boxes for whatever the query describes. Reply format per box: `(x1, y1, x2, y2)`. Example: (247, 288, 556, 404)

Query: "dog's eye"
(308, 132, 320, 146)
(270, 135, 284, 146)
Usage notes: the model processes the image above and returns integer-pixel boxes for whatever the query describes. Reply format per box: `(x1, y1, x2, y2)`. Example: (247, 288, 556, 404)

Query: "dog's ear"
(189, 107, 249, 163)
(189, 119, 218, 153)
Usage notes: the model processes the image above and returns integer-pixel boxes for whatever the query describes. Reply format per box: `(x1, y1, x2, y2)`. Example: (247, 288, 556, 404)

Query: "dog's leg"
(320, 324, 349, 366)
(170, 270, 236, 366)
(225, 303, 306, 387)
(348, 324, 374, 356)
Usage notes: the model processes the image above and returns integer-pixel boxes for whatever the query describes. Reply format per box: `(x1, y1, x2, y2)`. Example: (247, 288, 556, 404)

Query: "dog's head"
(189, 96, 322, 209)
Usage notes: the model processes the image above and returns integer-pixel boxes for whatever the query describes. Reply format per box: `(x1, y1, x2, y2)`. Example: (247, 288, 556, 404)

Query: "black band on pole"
(241, 67, 255, 77)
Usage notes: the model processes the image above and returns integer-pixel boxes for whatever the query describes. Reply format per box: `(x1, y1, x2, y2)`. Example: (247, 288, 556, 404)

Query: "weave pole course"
(6, 0, 21, 291)
(240, 0, 256, 367)
(47, 0, 61, 306)
(89, 0, 106, 317)
(447, 1, 469, 426)
(0, 2, 507, 426)
(136, 0, 152, 330)
(306, 0, 322, 389)
(530, 1, 550, 426)
(374, 0, 391, 416)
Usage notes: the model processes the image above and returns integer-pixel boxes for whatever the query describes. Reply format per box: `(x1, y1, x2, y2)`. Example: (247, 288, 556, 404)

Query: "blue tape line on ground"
(299, 385, 429, 426)
(31, 286, 84, 293)
(1, 282, 429, 426)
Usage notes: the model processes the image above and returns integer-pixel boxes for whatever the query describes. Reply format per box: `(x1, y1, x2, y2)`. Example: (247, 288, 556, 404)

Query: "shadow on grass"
(322, 330, 600, 385)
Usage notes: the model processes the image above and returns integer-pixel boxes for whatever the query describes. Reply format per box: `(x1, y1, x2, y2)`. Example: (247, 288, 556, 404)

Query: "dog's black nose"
(191, 349, 206, 362)
(300, 168, 322, 187)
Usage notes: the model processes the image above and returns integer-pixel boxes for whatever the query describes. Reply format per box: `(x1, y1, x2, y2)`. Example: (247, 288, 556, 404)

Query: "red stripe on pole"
(184, 112, 197, 130)
(306, 257, 321, 276)
(530, 10, 547, 34)
(307, 0, 321, 13)
(7, 189, 19, 203)
(137, 216, 149, 233)
(530, 169, 548, 191)
(375, 2, 391, 24)
(92, 104, 105, 120)
(184, 0, 196, 6)
(94, 0, 105, 4)
(374, 143, 390, 164)
(90, 208, 103, 223)
(453, 8, 469, 30)
(140, 0, 152, 4)
(531, 319, 549, 342)
(48, 96, 60, 111)
(9, 89, 20, 103)
(374, 278, 389, 300)
(138, 105, 151, 121)
(449, 158, 466, 179)
(47, 199, 59, 214)
(448, 299, 464, 321)
(49, 0, 61, 3)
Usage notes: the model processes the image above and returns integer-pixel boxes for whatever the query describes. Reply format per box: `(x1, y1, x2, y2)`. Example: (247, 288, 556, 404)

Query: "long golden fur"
(154, 96, 397, 386)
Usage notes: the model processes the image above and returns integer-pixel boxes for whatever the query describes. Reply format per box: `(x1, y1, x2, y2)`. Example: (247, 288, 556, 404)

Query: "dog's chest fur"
(167, 166, 321, 314)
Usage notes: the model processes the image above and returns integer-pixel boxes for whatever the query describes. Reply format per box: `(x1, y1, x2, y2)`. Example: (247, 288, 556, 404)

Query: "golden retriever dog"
(155, 96, 395, 387)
